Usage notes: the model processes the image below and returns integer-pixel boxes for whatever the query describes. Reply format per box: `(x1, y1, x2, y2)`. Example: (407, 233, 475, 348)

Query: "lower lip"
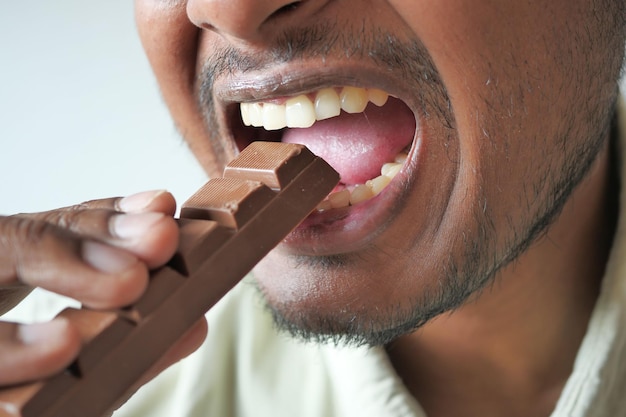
(279, 175, 407, 256)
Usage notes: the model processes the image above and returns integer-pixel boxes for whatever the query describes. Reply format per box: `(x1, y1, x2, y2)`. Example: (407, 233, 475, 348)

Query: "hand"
(0, 190, 206, 387)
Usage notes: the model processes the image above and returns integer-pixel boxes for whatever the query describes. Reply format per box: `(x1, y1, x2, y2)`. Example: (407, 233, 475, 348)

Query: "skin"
(0, 0, 623, 416)
(134, 0, 625, 415)
(0, 192, 207, 387)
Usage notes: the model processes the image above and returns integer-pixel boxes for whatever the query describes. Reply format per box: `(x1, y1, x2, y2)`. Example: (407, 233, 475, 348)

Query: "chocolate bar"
(0, 142, 339, 417)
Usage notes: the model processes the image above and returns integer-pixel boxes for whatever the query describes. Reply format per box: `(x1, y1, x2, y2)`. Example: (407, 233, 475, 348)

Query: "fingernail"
(17, 319, 68, 345)
(82, 241, 138, 273)
(117, 190, 166, 213)
(111, 212, 165, 241)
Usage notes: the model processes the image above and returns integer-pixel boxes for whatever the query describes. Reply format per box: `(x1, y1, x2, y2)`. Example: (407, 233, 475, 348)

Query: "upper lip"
(212, 59, 420, 122)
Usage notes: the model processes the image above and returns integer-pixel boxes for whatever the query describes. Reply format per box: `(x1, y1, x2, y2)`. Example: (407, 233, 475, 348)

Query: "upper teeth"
(240, 86, 405, 209)
(240, 87, 389, 130)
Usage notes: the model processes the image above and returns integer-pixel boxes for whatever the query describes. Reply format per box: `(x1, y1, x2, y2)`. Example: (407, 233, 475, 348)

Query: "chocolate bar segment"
(0, 374, 76, 417)
(0, 142, 339, 417)
(180, 178, 276, 229)
(224, 142, 316, 189)
(43, 149, 338, 417)
(118, 267, 186, 323)
(58, 308, 134, 376)
(168, 219, 234, 276)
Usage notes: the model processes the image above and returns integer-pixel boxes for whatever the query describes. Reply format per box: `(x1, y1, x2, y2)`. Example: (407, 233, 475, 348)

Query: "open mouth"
(231, 86, 417, 212)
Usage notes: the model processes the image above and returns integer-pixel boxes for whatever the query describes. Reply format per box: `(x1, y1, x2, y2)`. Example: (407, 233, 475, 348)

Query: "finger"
(155, 317, 208, 373)
(59, 190, 177, 216)
(17, 209, 179, 269)
(109, 212, 179, 268)
(18, 190, 177, 222)
(115, 190, 177, 216)
(0, 216, 148, 309)
(15, 190, 178, 268)
(0, 318, 81, 385)
(139, 318, 208, 387)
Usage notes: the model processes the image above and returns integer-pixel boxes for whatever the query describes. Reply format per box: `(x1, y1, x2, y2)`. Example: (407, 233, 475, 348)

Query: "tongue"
(281, 98, 415, 185)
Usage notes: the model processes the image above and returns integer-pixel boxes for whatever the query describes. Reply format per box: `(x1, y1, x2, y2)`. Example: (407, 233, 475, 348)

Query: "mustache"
(195, 20, 453, 147)
(199, 19, 443, 83)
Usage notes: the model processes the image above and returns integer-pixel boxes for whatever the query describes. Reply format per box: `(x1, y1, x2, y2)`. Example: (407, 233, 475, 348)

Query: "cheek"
(389, 0, 598, 225)
(390, 0, 586, 132)
(134, 0, 228, 177)
(134, 0, 199, 98)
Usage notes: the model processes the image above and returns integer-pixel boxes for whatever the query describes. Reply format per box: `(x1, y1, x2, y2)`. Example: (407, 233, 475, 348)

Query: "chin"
(250, 241, 472, 347)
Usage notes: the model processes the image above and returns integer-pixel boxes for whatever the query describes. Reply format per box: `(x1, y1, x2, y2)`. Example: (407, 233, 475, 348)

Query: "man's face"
(135, 0, 624, 345)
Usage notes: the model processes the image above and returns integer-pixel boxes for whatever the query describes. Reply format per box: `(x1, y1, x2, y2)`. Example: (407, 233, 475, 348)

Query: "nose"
(187, 0, 306, 42)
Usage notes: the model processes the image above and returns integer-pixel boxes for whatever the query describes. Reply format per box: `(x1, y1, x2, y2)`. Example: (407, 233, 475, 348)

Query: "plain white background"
(0, 1, 625, 215)
(0, 1, 206, 215)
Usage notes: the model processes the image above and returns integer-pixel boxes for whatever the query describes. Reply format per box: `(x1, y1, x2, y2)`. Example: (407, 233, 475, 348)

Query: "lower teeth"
(316, 152, 407, 211)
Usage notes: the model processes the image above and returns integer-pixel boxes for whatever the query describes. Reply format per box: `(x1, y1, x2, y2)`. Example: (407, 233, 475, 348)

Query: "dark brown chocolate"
(0, 142, 339, 417)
